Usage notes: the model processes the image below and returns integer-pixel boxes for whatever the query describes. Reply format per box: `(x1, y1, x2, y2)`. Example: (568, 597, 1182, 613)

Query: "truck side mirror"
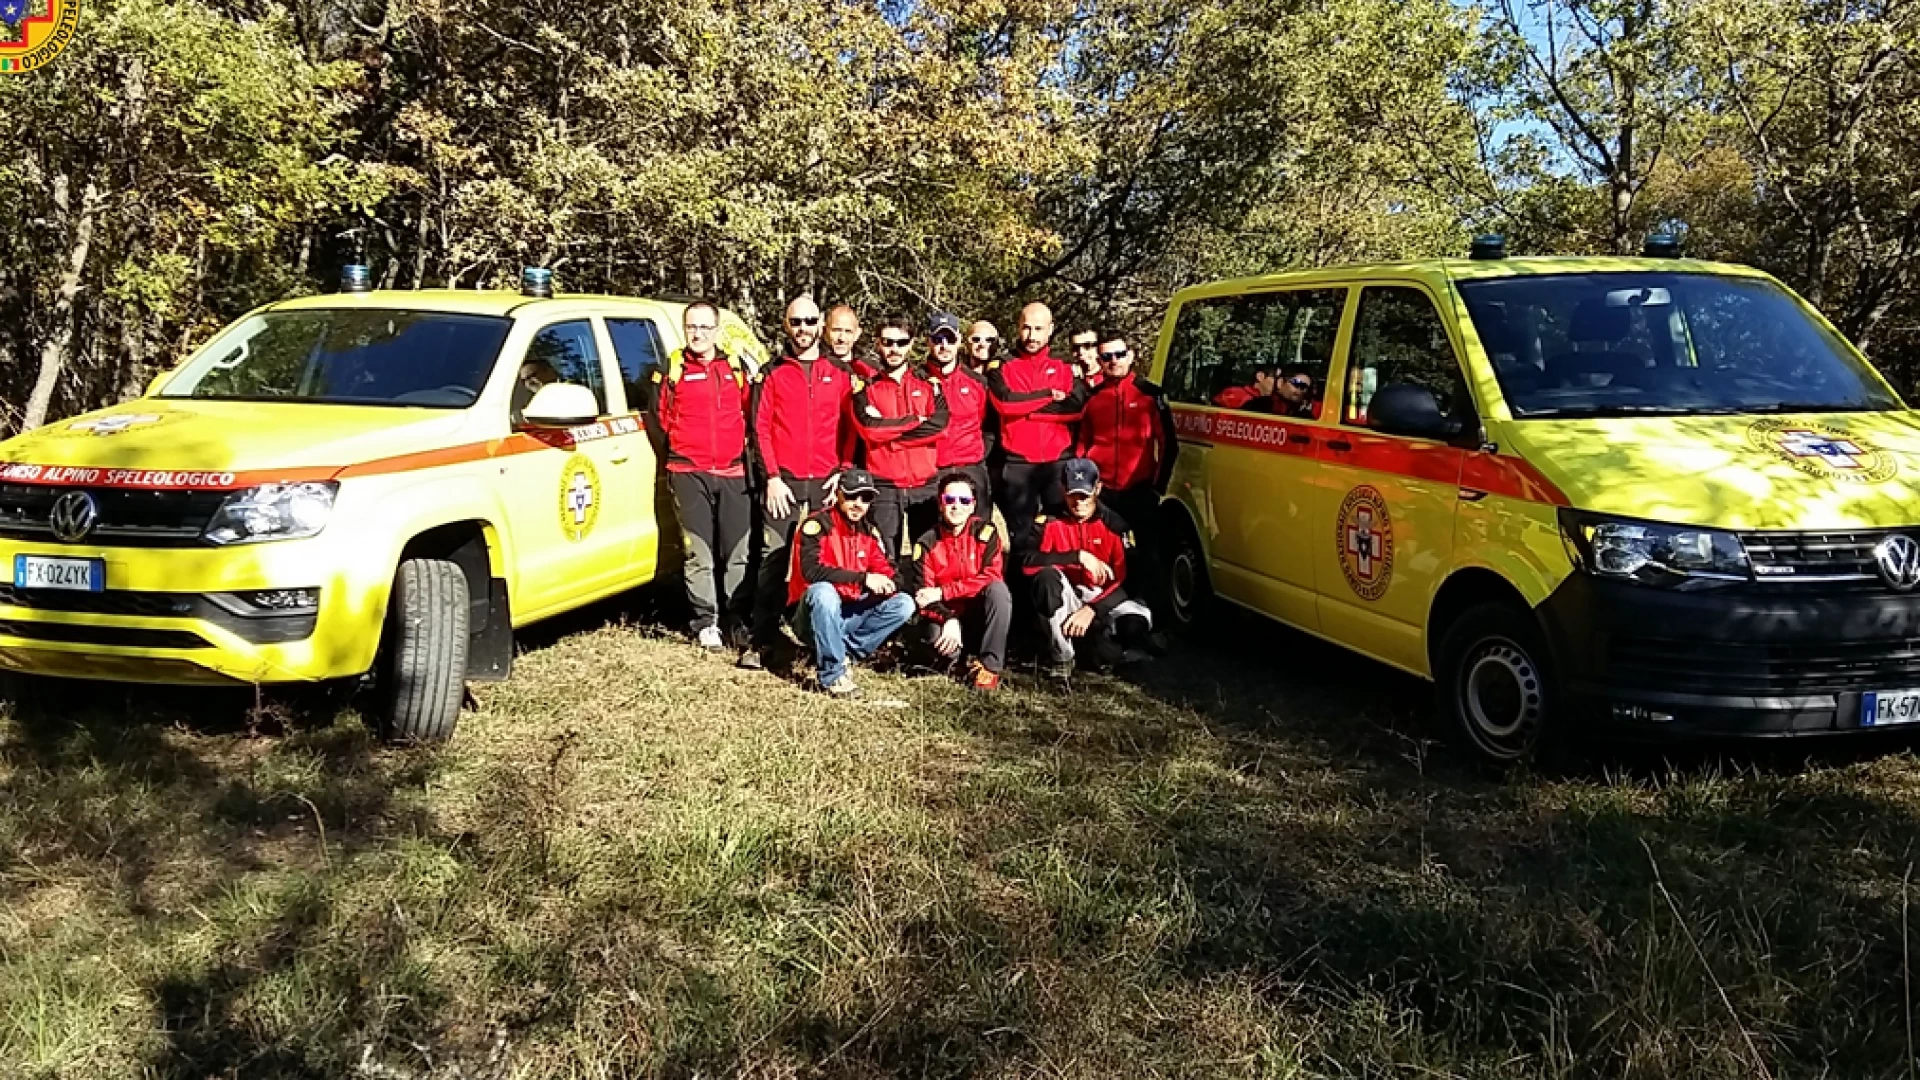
(1368, 383, 1461, 440)
(519, 383, 600, 428)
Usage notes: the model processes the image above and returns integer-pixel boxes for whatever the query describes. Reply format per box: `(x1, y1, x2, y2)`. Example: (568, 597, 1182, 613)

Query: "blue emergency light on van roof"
(1469, 234, 1507, 260)
(522, 268, 554, 298)
(340, 264, 372, 293)
(1644, 232, 1684, 258)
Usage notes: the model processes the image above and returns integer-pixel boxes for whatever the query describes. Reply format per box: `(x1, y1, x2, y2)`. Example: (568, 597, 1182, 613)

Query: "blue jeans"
(800, 582, 916, 685)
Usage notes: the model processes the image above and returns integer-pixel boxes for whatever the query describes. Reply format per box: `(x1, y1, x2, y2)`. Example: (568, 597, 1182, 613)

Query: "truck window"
(517, 320, 609, 422)
(1344, 287, 1467, 428)
(607, 318, 666, 413)
(1162, 289, 1345, 417)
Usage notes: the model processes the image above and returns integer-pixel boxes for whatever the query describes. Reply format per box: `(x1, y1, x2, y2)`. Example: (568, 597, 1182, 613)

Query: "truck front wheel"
(379, 558, 470, 744)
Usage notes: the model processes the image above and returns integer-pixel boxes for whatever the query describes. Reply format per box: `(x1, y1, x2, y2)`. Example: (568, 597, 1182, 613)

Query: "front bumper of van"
(1537, 575, 1920, 738)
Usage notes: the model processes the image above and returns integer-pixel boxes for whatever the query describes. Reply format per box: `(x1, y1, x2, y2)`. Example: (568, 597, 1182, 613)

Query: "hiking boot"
(1045, 658, 1074, 682)
(824, 674, 863, 700)
(696, 626, 725, 651)
(1117, 647, 1152, 667)
(737, 647, 764, 670)
(969, 662, 1002, 692)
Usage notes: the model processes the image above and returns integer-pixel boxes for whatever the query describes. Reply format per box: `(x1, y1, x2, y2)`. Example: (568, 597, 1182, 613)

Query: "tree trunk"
(23, 176, 101, 431)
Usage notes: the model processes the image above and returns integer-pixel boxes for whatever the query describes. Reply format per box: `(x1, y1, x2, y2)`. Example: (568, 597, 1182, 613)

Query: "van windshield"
(1454, 272, 1901, 419)
(161, 309, 511, 408)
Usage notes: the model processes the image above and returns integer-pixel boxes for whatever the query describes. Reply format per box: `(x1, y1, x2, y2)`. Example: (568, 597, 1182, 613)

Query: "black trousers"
(1103, 484, 1166, 617)
(751, 475, 834, 645)
(1030, 567, 1152, 667)
(869, 482, 934, 561)
(669, 470, 752, 632)
(916, 579, 1012, 673)
(994, 458, 1063, 554)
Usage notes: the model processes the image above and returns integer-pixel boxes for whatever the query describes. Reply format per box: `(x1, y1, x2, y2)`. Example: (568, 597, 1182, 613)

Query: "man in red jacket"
(788, 469, 917, 699)
(926, 311, 992, 509)
(646, 300, 754, 651)
(988, 302, 1086, 547)
(1068, 328, 1103, 387)
(1076, 330, 1177, 617)
(850, 314, 949, 558)
(907, 472, 1010, 691)
(745, 294, 859, 670)
(1022, 458, 1154, 681)
(827, 304, 873, 380)
(1212, 368, 1274, 410)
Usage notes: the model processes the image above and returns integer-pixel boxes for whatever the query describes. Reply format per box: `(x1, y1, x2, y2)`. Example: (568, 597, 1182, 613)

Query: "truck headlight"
(204, 483, 338, 545)
(1559, 510, 1748, 587)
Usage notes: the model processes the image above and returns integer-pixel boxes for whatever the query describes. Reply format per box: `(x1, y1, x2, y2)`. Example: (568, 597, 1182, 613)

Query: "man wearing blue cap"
(1019, 457, 1154, 680)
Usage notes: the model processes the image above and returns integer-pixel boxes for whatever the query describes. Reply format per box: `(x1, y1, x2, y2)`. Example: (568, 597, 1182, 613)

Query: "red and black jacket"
(987, 348, 1086, 463)
(645, 348, 750, 476)
(750, 350, 858, 484)
(907, 519, 1005, 622)
(1213, 384, 1260, 409)
(1077, 373, 1177, 492)
(929, 363, 991, 468)
(850, 367, 949, 488)
(787, 504, 895, 605)
(1020, 505, 1133, 610)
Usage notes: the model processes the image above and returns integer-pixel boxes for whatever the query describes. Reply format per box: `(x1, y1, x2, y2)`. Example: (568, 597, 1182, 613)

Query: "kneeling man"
(788, 469, 916, 699)
(908, 472, 1011, 691)
(1021, 458, 1153, 680)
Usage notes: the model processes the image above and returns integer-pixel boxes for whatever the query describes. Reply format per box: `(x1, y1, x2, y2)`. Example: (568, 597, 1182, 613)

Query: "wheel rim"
(1458, 637, 1542, 760)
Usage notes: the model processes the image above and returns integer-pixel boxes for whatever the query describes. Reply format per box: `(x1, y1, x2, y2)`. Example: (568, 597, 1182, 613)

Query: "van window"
(1344, 287, 1466, 428)
(1162, 289, 1345, 416)
(607, 317, 666, 413)
(516, 320, 609, 422)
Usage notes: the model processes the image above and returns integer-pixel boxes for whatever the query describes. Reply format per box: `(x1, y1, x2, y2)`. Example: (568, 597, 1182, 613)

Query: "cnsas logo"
(0, 0, 80, 74)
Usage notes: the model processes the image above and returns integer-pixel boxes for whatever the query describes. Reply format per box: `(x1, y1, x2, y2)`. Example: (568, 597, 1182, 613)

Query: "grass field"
(7, 592, 1920, 1078)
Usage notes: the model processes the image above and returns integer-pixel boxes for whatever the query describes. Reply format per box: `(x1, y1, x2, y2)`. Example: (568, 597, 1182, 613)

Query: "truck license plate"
(1863, 690, 1920, 727)
(12, 555, 105, 593)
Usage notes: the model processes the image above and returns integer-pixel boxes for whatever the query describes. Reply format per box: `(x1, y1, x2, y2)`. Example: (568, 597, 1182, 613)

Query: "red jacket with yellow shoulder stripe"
(787, 504, 896, 605)
(906, 519, 1005, 623)
(1019, 505, 1133, 608)
(645, 347, 750, 476)
(850, 365, 949, 488)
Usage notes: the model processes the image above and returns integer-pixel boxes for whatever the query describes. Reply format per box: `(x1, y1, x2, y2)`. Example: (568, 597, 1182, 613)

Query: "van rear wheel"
(1436, 602, 1552, 765)
(379, 558, 469, 744)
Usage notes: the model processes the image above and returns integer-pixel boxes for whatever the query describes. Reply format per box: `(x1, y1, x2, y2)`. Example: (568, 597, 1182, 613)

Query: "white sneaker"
(696, 626, 725, 650)
(825, 674, 863, 699)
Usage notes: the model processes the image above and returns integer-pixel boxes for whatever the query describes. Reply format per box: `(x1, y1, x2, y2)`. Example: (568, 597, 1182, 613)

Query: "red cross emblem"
(1778, 429, 1864, 469)
(1345, 507, 1386, 580)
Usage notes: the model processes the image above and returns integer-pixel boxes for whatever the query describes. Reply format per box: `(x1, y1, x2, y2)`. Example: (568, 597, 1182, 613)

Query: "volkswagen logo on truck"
(48, 490, 98, 543)
(1874, 534, 1920, 591)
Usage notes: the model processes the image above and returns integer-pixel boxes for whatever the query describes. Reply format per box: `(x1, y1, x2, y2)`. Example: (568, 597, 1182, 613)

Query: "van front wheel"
(379, 558, 470, 744)
(1436, 602, 1552, 765)
(1163, 517, 1212, 632)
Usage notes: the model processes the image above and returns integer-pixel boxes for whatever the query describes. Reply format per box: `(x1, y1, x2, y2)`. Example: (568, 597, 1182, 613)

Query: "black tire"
(1435, 601, 1554, 765)
(1163, 513, 1213, 632)
(379, 558, 470, 744)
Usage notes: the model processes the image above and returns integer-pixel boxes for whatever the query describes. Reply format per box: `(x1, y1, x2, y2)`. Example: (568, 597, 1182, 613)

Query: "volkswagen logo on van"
(48, 490, 98, 543)
(1874, 534, 1920, 591)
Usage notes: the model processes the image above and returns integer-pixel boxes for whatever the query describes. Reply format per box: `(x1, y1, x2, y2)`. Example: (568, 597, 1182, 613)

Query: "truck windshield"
(160, 309, 511, 408)
(1454, 272, 1901, 419)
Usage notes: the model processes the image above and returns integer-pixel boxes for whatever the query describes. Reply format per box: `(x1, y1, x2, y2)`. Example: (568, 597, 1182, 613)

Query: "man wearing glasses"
(1069, 329, 1103, 387)
(786, 469, 916, 699)
(744, 295, 858, 670)
(907, 472, 1011, 692)
(849, 314, 949, 558)
(1076, 331, 1177, 620)
(987, 302, 1086, 549)
(646, 301, 755, 652)
(926, 312, 992, 511)
(965, 320, 1003, 465)
(1267, 369, 1320, 419)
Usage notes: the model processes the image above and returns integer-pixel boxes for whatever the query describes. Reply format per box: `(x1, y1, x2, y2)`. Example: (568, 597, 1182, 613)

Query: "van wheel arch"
(394, 521, 513, 683)
(1426, 569, 1536, 677)
(1428, 569, 1557, 766)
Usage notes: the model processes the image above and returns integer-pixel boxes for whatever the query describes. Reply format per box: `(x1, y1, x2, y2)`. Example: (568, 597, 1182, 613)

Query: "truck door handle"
(1327, 439, 1353, 452)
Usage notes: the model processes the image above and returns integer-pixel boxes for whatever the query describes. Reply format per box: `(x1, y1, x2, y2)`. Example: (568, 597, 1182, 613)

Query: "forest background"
(4, 0, 1917, 432)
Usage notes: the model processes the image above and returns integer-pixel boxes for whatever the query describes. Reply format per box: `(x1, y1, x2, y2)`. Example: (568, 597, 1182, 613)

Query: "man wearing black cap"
(786, 468, 917, 699)
(926, 311, 992, 510)
(1020, 457, 1154, 680)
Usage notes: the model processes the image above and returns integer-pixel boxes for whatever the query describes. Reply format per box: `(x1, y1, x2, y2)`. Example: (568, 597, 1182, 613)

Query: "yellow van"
(0, 271, 765, 742)
(1150, 243, 1920, 763)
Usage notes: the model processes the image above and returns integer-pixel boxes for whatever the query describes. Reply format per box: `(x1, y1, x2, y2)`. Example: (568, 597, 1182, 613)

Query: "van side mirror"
(519, 383, 600, 428)
(1368, 383, 1461, 440)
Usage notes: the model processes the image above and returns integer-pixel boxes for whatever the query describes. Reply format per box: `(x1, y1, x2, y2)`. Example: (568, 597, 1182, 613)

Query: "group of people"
(643, 296, 1177, 699)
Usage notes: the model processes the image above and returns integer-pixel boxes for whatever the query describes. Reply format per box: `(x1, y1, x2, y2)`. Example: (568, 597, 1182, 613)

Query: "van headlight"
(204, 482, 338, 545)
(1559, 510, 1748, 587)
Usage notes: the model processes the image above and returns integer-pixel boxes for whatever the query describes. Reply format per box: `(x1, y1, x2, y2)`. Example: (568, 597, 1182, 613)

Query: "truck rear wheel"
(380, 558, 469, 744)
(1435, 602, 1553, 765)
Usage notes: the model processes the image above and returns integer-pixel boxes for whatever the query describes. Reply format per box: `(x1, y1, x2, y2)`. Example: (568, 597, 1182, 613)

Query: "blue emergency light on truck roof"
(340, 264, 372, 293)
(1469, 234, 1507, 260)
(1643, 232, 1685, 258)
(522, 267, 554, 298)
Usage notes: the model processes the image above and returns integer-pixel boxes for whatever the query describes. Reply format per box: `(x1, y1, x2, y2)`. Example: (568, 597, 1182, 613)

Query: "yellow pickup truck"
(0, 270, 766, 742)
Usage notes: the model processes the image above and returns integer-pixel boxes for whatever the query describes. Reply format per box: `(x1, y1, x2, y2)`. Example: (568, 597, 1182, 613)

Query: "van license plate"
(1863, 690, 1920, 727)
(13, 555, 105, 593)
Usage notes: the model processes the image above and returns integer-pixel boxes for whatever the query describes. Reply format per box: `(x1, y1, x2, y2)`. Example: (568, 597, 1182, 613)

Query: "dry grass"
(5, 597, 1920, 1078)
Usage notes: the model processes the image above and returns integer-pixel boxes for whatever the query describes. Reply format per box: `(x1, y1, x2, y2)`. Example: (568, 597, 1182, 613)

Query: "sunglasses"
(788, 316, 821, 327)
(879, 335, 913, 347)
(931, 331, 958, 344)
(941, 493, 976, 506)
(1288, 377, 1313, 389)
(968, 335, 998, 345)
(1099, 349, 1129, 362)
(843, 491, 875, 504)
(1074, 342, 1099, 351)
